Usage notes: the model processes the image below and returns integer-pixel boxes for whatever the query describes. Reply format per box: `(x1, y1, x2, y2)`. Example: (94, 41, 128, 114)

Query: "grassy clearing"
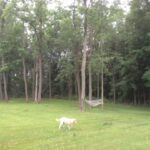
(0, 99, 150, 150)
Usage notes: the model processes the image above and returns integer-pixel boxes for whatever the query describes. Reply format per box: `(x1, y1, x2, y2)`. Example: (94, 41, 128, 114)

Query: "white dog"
(56, 117, 77, 130)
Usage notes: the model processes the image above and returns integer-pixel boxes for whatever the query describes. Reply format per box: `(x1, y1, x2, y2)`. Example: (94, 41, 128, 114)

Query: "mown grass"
(0, 99, 150, 150)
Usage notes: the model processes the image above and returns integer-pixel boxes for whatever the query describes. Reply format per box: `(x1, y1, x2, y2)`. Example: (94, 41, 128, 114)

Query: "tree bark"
(22, 57, 28, 101)
(72, 0, 81, 102)
(3, 72, 8, 100)
(32, 64, 35, 100)
(68, 77, 73, 98)
(112, 73, 116, 104)
(133, 89, 137, 105)
(48, 61, 52, 99)
(0, 2, 7, 100)
(97, 74, 100, 99)
(80, 0, 88, 111)
(88, 62, 92, 100)
(76, 70, 81, 101)
(0, 73, 3, 99)
(34, 58, 39, 103)
(100, 41, 104, 107)
(2, 57, 8, 101)
(38, 54, 42, 101)
(80, 36, 88, 111)
(101, 65, 104, 107)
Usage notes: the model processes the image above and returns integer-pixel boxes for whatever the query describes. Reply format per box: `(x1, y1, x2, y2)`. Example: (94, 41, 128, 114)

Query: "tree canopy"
(0, 0, 149, 108)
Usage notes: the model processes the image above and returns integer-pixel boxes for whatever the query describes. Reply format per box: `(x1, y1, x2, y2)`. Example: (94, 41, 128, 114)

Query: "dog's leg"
(68, 124, 71, 130)
(59, 121, 63, 129)
(68, 125, 70, 130)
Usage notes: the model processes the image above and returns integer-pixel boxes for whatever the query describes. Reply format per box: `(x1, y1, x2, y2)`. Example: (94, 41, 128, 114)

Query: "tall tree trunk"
(112, 73, 116, 104)
(48, 61, 52, 99)
(34, 58, 39, 103)
(97, 74, 100, 98)
(38, 54, 42, 101)
(74, 49, 81, 101)
(101, 65, 104, 107)
(68, 77, 73, 98)
(32, 64, 35, 100)
(3, 72, 8, 100)
(1, 13, 7, 100)
(72, 0, 81, 102)
(88, 62, 92, 100)
(2, 57, 8, 100)
(80, 0, 88, 111)
(76, 70, 81, 101)
(80, 36, 88, 111)
(99, 41, 104, 107)
(22, 57, 28, 101)
(22, 22, 28, 101)
(0, 73, 3, 99)
(133, 89, 137, 105)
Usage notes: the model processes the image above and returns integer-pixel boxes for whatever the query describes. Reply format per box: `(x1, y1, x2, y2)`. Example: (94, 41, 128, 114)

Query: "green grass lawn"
(0, 99, 150, 150)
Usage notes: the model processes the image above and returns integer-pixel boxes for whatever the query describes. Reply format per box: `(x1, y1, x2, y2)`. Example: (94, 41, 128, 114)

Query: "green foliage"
(56, 54, 74, 81)
(0, 63, 9, 72)
(0, 0, 149, 103)
(142, 70, 150, 87)
(114, 0, 150, 102)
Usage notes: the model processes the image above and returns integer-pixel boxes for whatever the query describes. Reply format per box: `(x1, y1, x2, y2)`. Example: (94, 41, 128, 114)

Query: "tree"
(23, 0, 49, 102)
(118, 0, 150, 104)
(80, 0, 90, 111)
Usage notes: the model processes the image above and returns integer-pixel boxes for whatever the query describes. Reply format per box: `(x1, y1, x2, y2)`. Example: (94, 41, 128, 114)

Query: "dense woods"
(0, 0, 149, 109)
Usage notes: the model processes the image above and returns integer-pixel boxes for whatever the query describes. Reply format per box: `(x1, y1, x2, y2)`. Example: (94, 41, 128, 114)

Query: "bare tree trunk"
(88, 62, 92, 100)
(74, 77, 77, 95)
(22, 21, 28, 101)
(2, 57, 8, 100)
(80, 36, 88, 111)
(74, 49, 81, 102)
(133, 89, 137, 105)
(3, 72, 8, 100)
(32, 64, 35, 100)
(68, 77, 73, 98)
(112, 73, 116, 104)
(80, 0, 89, 112)
(38, 54, 42, 101)
(72, 0, 80, 101)
(48, 63, 51, 99)
(76, 70, 81, 101)
(34, 58, 39, 103)
(22, 57, 28, 101)
(101, 65, 104, 107)
(97, 74, 100, 98)
(0, 3, 8, 101)
(0, 74, 3, 99)
(99, 41, 104, 107)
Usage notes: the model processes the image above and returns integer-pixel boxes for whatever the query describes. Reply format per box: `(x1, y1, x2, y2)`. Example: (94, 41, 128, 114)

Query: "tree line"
(0, 0, 149, 110)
